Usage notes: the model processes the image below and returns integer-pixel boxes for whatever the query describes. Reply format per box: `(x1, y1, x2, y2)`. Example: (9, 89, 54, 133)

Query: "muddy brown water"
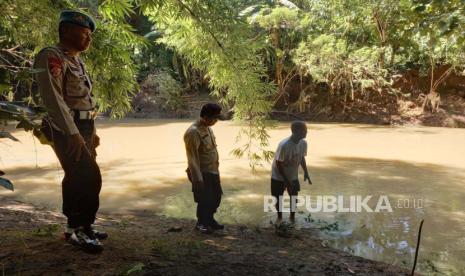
(1, 119, 464, 274)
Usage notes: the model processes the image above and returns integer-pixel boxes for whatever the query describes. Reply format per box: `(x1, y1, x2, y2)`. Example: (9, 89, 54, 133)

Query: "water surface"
(2, 119, 464, 274)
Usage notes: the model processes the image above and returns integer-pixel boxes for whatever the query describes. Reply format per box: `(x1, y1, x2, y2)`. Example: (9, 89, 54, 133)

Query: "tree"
(140, 0, 276, 167)
(408, 0, 465, 112)
(0, 0, 142, 117)
(253, 5, 302, 106)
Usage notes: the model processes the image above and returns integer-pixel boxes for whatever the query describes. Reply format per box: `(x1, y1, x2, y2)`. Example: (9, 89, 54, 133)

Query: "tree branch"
(175, 0, 224, 51)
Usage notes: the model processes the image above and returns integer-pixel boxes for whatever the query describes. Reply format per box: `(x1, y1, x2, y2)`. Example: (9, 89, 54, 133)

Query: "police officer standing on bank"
(184, 103, 225, 233)
(33, 10, 106, 253)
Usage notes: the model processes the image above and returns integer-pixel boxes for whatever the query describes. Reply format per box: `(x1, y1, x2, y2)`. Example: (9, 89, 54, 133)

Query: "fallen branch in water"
(411, 219, 425, 276)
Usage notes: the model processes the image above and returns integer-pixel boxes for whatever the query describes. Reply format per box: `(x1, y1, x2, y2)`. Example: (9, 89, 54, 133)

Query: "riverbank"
(0, 199, 410, 275)
(129, 84, 465, 128)
(2, 120, 464, 274)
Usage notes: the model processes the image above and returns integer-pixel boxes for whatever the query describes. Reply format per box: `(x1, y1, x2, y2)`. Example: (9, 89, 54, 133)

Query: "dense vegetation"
(1, 0, 464, 168)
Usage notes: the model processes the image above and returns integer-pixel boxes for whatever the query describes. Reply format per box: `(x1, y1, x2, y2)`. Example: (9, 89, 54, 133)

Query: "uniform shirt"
(184, 119, 219, 183)
(33, 44, 95, 135)
(271, 137, 307, 181)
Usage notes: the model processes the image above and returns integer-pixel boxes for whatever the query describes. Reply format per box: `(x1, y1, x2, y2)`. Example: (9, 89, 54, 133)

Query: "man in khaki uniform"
(184, 103, 224, 233)
(33, 10, 105, 253)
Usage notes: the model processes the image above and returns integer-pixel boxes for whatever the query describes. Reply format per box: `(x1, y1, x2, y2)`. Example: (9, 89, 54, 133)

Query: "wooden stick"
(411, 219, 425, 276)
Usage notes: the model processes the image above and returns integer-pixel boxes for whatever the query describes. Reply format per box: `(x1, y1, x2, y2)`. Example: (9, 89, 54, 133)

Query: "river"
(1, 119, 464, 274)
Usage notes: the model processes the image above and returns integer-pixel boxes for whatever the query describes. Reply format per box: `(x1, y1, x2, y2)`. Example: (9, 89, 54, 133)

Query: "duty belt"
(72, 110, 97, 120)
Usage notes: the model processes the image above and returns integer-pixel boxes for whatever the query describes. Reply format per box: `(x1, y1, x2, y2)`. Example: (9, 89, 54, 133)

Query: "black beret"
(59, 10, 96, 32)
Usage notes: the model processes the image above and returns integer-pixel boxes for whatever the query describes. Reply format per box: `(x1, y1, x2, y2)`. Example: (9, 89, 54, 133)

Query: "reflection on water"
(2, 119, 465, 275)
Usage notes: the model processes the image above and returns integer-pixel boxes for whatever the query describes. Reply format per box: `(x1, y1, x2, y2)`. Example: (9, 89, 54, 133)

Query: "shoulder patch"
(48, 56, 63, 78)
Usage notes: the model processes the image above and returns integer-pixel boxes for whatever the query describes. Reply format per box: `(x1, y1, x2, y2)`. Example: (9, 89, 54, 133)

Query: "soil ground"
(0, 199, 410, 276)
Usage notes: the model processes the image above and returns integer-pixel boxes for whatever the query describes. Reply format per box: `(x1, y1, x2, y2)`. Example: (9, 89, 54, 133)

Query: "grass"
(304, 214, 340, 233)
(152, 238, 206, 260)
(32, 224, 60, 237)
(125, 262, 145, 275)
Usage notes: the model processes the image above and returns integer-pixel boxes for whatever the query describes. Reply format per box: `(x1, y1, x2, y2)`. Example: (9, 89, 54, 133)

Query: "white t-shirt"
(271, 137, 307, 181)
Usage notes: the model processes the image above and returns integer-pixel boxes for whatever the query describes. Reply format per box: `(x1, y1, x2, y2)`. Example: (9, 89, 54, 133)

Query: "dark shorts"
(271, 178, 300, 197)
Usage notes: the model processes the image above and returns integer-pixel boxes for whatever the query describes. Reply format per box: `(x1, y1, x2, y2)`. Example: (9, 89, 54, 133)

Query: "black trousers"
(271, 178, 300, 214)
(193, 173, 222, 226)
(42, 120, 102, 228)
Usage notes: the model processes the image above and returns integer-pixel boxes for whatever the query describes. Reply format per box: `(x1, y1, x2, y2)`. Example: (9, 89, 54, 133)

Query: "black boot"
(195, 222, 213, 234)
(210, 218, 224, 230)
(69, 226, 104, 254)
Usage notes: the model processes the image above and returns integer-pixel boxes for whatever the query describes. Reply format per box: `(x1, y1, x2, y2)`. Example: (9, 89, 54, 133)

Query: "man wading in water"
(271, 121, 312, 223)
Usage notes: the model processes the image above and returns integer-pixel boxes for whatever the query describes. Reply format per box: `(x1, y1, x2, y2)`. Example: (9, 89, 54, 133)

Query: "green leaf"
(126, 263, 144, 275)
(0, 131, 19, 141)
(16, 119, 38, 131)
(413, 5, 426, 13)
(0, 177, 14, 191)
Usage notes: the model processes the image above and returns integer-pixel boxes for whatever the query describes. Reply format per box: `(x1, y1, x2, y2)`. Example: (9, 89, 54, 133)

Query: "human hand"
(93, 134, 100, 148)
(193, 181, 205, 190)
(304, 174, 312, 185)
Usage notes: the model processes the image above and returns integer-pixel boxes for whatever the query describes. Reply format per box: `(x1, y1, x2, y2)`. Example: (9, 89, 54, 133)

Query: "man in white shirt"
(271, 121, 312, 222)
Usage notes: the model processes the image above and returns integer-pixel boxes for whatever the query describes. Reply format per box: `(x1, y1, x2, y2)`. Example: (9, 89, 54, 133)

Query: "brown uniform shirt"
(184, 119, 219, 183)
(33, 44, 95, 135)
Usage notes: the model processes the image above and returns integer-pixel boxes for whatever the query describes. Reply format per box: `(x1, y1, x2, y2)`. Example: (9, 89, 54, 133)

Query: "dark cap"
(59, 10, 96, 32)
(200, 103, 225, 120)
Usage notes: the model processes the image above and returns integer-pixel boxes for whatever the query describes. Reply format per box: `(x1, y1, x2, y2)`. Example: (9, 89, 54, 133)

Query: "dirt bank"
(129, 88, 465, 128)
(0, 199, 410, 275)
(127, 66, 465, 128)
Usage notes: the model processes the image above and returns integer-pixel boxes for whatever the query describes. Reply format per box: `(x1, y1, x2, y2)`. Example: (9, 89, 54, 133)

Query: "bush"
(134, 70, 186, 113)
(293, 34, 393, 106)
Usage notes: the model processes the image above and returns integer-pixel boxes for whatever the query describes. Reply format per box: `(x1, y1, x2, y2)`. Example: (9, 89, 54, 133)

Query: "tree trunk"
(271, 27, 286, 105)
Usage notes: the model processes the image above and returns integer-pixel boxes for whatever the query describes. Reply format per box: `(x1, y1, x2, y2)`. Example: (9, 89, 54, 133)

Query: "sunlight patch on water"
(2, 119, 465, 274)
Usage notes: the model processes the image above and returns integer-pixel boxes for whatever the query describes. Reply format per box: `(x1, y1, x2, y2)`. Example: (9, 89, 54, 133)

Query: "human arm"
(184, 130, 204, 189)
(34, 50, 87, 160)
(300, 157, 312, 184)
